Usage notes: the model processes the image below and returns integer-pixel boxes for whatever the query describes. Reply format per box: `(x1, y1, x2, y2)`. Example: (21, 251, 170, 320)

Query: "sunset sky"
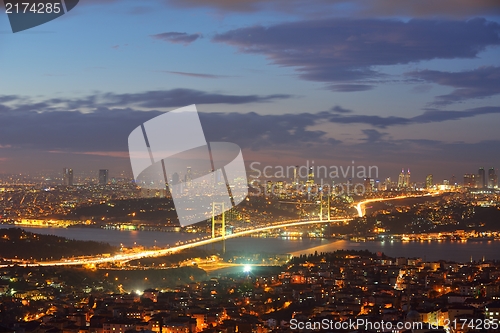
(1, 0, 500, 182)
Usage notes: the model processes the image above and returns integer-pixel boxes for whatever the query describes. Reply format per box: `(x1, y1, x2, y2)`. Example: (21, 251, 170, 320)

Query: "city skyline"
(6, 163, 497, 190)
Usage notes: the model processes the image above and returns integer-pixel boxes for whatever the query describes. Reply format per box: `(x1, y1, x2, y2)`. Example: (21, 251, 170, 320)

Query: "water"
(1, 225, 499, 262)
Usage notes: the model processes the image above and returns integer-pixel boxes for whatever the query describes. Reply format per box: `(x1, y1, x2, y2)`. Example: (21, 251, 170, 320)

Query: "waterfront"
(1, 225, 500, 262)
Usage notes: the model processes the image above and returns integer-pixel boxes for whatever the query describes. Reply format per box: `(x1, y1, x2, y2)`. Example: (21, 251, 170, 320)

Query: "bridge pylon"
(211, 202, 226, 253)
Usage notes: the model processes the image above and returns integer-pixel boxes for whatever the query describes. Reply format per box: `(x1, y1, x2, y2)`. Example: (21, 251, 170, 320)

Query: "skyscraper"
(488, 167, 497, 188)
(385, 177, 391, 191)
(293, 166, 299, 185)
(63, 168, 74, 186)
(99, 169, 109, 185)
(398, 169, 405, 188)
(364, 178, 372, 193)
(478, 167, 486, 189)
(307, 167, 314, 185)
(405, 169, 411, 188)
(426, 174, 433, 189)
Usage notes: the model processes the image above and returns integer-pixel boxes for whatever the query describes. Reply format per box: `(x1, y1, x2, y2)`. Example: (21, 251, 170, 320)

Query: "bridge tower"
(319, 191, 332, 222)
(211, 202, 226, 253)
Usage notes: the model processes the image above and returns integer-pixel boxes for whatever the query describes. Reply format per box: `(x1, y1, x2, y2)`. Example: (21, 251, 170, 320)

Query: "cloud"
(329, 106, 500, 128)
(408, 66, 500, 105)
(331, 106, 353, 114)
(160, 71, 232, 79)
(329, 84, 374, 92)
(0, 89, 292, 113)
(151, 32, 202, 45)
(2, 92, 500, 156)
(0, 107, 332, 153)
(97, 89, 292, 108)
(213, 18, 500, 85)
(362, 129, 388, 142)
(164, 0, 500, 17)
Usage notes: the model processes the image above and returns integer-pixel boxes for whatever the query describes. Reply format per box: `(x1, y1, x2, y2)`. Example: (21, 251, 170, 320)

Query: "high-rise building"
(293, 166, 299, 185)
(450, 175, 457, 187)
(307, 167, 314, 185)
(364, 178, 372, 193)
(98, 169, 109, 185)
(478, 167, 486, 189)
(488, 167, 497, 188)
(463, 174, 476, 188)
(398, 169, 405, 188)
(63, 168, 73, 186)
(426, 174, 433, 189)
(385, 177, 391, 191)
(405, 169, 411, 188)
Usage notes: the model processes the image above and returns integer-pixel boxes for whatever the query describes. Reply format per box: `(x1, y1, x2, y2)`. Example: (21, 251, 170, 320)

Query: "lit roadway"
(354, 192, 436, 217)
(2, 192, 437, 267)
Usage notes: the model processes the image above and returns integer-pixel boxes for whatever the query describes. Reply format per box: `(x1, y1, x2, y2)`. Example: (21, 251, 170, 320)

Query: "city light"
(243, 265, 252, 273)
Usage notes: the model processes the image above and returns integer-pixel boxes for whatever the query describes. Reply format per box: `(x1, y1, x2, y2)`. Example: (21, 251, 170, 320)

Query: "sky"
(0, 0, 500, 183)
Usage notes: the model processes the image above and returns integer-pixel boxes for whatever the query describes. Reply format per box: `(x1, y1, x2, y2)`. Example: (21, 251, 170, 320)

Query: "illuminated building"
(398, 169, 405, 188)
(405, 169, 411, 188)
(426, 174, 433, 189)
(488, 167, 497, 188)
(266, 180, 273, 195)
(307, 167, 314, 185)
(478, 167, 486, 189)
(293, 165, 299, 185)
(63, 168, 73, 186)
(99, 169, 109, 185)
(398, 169, 410, 189)
(364, 178, 372, 193)
(385, 177, 391, 190)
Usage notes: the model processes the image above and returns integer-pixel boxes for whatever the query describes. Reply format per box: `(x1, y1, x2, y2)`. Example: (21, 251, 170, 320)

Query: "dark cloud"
(362, 129, 388, 142)
(213, 18, 500, 85)
(0, 107, 332, 153)
(200, 112, 329, 151)
(161, 71, 232, 79)
(164, 0, 500, 18)
(0, 91, 295, 156)
(330, 105, 353, 113)
(0, 89, 292, 112)
(329, 106, 500, 128)
(2, 92, 500, 156)
(408, 66, 500, 105)
(329, 84, 374, 92)
(97, 89, 292, 108)
(68, 0, 500, 19)
(329, 114, 410, 128)
(331, 106, 353, 114)
(151, 32, 202, 45)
